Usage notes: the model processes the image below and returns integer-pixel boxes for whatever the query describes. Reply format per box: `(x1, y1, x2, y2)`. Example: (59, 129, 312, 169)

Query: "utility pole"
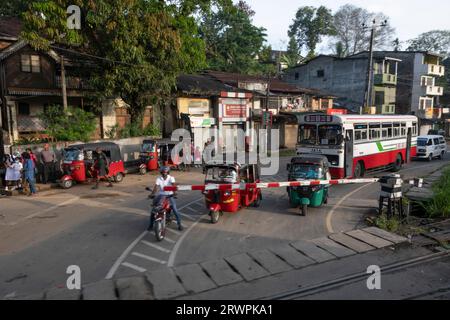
(362, 19, 388, 114)
(61, 55, 68, 112)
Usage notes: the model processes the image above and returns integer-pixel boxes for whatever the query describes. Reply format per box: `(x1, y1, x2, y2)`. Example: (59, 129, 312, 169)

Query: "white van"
(415, 135, 447, 161)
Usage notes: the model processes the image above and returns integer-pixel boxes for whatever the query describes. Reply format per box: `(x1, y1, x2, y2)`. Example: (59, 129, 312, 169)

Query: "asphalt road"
(0, 157, 449, 298)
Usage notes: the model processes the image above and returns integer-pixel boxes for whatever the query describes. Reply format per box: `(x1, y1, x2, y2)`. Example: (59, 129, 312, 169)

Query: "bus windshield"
(318, 125, 342, 145)
(298, 124, 317, 145)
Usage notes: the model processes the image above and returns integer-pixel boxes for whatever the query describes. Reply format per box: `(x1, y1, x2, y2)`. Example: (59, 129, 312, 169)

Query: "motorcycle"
(147, 187, 174, 241)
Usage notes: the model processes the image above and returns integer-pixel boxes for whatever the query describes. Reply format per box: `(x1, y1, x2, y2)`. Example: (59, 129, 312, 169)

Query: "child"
(5, 154, 23, 191)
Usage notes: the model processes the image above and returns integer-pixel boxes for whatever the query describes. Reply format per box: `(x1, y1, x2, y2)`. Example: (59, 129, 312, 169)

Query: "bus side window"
(393, 123, 400, 137)
(369, 123, 381, 140)
(355, 131, 361, 141)
(412, 122, 417, 136)
(401, 123, 406, 136)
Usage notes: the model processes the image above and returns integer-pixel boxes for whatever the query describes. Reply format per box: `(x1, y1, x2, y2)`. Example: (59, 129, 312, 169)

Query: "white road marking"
(141, 240, 171, 253)
(131, 252, 167, 264)
(105, 231, 149, 279)
(325, 183, 375, 234)
(108, 206, 148, 217)
(7, 196, 80, 226)
(180, 213, 196, 221)
(168, 212, 209, 267)
(105, 197, 201, 279)
(185, 206, 197, 213)
(121, 262, 147, 273)
(166, 228, 181, 236)
(164, 236, 176, 244)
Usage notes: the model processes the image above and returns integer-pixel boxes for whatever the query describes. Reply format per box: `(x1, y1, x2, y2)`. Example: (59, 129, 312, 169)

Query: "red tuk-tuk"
(204, 162, 262, 223)
(139, 139, 159, 175)
(60, 142, 125, 189)
(139, 139, 187, 174)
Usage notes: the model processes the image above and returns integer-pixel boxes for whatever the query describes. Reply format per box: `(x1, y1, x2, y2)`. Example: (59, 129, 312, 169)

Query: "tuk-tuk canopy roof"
(68, 142, 122, 162)
(291, 155, 330, 167)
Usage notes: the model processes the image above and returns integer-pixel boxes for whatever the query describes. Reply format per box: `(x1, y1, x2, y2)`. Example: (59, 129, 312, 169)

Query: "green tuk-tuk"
(287, 155, 331, 216)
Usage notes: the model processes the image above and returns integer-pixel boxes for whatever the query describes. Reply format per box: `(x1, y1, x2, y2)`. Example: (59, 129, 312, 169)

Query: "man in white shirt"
(148, 166, 183, 231)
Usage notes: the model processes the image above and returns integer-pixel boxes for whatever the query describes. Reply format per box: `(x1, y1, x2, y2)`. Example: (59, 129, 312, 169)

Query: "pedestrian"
(92, 147, 113, 189)
(40, 144, 56, 184)
(22, 152, 37, 196)
(0, 154, 8, 188)
(5, 153, 23, 191)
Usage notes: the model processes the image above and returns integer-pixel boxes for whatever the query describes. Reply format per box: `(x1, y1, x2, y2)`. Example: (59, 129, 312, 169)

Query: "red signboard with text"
(327, 108, 347, 115)
(221, 98, 248, 118)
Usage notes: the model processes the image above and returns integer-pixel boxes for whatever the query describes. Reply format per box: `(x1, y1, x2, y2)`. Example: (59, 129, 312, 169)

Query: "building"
(203, 71, 335, 149)
(353, 51, 446, 134)
(283, 54, 401, 115)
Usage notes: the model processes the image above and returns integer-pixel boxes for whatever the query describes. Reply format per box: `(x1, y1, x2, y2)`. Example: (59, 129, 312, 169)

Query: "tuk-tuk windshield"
(206, 167, 238, 183)
(142, 142, 156, 153)
(290, 164, 324, 180)
(64, 149, 84, 161)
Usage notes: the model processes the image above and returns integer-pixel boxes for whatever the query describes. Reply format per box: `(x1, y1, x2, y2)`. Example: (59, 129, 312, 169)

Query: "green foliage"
(21, 0, 215, 123)
(288, 6, 335, 58)
(117, 122, 161, 139)
(199, 0, 269, 74)
(0, 0, 29, 17)
(39, 105, 97, 142)
(406, 30, 450, 56)
(282, 36, 303, 68)
(422, 167, 450, 218)
(374, 214, 401, 233)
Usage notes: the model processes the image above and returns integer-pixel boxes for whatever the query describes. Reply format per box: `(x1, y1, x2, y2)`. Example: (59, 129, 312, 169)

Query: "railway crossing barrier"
(164, 176, 424, 218)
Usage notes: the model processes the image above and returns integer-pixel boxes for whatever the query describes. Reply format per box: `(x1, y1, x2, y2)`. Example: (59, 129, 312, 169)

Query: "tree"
(406, 30, 450, 56)
(21, 0, 215, 124)
(199, 0, 268, 74)
(282, 36, 303, 68)
(335, 41, 346, 58)
(288, 6, 335, 59)
(330, 4, 395, 56)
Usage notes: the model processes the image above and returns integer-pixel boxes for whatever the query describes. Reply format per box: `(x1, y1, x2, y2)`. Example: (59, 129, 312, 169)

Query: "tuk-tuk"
(60, 142, 125, 189)
(204, 162, 262, 223)
(139, 139, 159, 175)
(287, 155, 331, 216)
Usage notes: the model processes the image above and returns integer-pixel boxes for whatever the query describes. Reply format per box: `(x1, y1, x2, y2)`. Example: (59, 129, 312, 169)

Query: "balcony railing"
(55, 75, 92, 90)
(374, 73, 397, 86)
(424, 85, 444, 96)
(376, 104, 396, 114)
(427, 64, 445, 77)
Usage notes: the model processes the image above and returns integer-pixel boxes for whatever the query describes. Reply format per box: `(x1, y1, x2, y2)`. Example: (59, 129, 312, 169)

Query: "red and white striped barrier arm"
(164, 178, 379, 192)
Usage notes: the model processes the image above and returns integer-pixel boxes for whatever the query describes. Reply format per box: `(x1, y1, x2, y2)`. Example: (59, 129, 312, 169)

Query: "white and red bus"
(296, 114, 418, 178)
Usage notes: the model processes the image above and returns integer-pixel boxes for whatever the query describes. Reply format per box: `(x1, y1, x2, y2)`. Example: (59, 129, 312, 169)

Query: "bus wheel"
(392, 154, 403, 172)
(354, 161, 364, 178)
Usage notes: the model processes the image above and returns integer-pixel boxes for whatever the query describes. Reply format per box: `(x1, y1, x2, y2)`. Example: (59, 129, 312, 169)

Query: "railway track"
(263, 250, 450, 300)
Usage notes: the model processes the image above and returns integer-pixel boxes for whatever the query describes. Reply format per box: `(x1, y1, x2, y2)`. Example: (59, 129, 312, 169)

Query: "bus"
(296, 114, 418, 178)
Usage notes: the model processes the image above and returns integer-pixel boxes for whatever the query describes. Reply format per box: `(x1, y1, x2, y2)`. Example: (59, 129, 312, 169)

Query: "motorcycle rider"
(148, 166, 184, 231)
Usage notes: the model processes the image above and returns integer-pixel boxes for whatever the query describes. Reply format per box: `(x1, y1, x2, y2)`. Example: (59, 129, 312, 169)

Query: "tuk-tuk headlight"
(224, 190, 232, 197)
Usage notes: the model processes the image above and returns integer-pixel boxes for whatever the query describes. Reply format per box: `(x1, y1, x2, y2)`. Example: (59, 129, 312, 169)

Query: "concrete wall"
(284, 56, 367, 109)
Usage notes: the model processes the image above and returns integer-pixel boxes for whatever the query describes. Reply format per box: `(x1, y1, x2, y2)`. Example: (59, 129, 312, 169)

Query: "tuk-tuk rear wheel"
(62, 179, 73, 189)
(139, 167, 147, 175)
(300, 204, 307, 216)
(253, 192, 262, 208)
(114, 173, 124, 183)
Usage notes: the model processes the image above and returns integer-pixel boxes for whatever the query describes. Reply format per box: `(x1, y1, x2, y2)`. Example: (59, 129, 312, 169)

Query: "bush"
(39, 105, 97, 142)
(423, 167, 450, 218)
(118, 122, 161, 138)
(374, 214, 401, 233)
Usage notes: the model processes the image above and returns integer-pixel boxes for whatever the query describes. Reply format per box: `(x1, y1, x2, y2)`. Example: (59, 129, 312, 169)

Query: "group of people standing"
(0, 144, 58, 196)
(1, 148, 38, 195)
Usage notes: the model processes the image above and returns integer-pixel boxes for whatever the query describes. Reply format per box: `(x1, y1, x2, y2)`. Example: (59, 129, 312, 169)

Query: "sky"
(239, 0, 450, 51)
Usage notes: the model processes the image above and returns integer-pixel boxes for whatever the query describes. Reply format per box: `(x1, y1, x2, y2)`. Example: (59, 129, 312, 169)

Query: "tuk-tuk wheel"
(139, 167, 147, 175)
(62, 179, 73, 189)
(210, 210, 220, 224)
(114, 173, 124, 183)
(253, 192, 262, 208)
(300, 204, 307, 216)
